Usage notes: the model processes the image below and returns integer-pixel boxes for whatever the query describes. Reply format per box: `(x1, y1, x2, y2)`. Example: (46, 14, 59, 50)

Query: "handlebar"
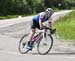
(43, 26, 56, 34)
(43, 26, 52, 30)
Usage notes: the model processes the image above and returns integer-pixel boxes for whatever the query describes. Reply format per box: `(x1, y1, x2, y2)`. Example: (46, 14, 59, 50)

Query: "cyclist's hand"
(40, 26, 43, 30)
(50, 28, 56, 34)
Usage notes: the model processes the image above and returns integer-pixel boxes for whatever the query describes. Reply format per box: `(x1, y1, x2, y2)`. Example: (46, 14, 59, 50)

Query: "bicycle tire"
(18, 34, 29, 54)
(37, 34, 53, 55)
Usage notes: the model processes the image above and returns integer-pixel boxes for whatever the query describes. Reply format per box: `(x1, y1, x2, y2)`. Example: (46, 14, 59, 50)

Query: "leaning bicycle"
(18, 25, 56, 55)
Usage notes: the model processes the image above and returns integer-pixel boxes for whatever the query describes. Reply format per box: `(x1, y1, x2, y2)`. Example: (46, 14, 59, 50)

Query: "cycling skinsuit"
(31, 12, 48, 29)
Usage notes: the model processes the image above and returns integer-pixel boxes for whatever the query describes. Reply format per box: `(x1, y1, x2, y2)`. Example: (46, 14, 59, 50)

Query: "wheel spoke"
(37, 33, 53, 55)
(18, 35, 29, 54)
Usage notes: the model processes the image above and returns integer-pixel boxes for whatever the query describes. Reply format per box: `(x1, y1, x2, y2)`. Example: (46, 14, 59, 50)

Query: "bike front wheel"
(18, 34, 29, 54)
(37, 34, 53, 55)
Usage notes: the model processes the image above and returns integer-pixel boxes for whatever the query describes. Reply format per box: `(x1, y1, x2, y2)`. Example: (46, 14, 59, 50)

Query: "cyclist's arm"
(48, 17, 52, 29)
(39, 15, 43, 30)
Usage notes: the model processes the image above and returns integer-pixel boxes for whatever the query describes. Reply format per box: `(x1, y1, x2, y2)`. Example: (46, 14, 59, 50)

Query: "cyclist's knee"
(32, 29, 36, 33)
(30, 29, 36, 34)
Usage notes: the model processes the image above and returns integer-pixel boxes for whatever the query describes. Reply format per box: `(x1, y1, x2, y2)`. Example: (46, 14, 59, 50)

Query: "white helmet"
(45, 8, 54, 16)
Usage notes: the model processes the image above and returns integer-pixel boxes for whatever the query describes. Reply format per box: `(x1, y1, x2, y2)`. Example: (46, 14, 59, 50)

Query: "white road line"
(0, 50, 21, 55)
(66, 56, 75, 58)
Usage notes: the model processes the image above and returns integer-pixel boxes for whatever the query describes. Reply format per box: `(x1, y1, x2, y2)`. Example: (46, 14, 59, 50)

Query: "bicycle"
(18, 25, 56, 55)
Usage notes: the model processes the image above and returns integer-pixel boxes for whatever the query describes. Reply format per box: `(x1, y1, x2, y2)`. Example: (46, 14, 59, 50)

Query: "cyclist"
(26, 8, 56, 50)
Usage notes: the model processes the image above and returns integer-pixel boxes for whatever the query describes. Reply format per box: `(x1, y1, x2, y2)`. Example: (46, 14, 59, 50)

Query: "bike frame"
(18, 25, 54, 55)
(31, 26, 48, 43)
(32, 32, 43, 43)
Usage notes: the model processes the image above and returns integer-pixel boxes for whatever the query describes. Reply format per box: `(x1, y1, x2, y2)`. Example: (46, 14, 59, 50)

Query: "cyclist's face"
(46, 11, 51, 17)
(46, 12, 50, 18)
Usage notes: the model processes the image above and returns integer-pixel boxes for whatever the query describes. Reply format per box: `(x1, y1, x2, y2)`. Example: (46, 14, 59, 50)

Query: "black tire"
(18, 34, 29, 54)
(37, 34, 53, 55)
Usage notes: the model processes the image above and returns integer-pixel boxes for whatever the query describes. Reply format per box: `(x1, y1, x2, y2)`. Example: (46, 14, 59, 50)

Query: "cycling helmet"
(45, 8, 54, 17)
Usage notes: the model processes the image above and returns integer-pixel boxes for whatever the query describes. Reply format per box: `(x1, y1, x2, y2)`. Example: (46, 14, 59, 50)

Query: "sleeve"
(48, 17, 52, 23)
(39, 12, 45, 20)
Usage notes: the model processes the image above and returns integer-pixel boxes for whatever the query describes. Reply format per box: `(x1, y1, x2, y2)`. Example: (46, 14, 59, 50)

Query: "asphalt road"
(0, 10, 75, 61)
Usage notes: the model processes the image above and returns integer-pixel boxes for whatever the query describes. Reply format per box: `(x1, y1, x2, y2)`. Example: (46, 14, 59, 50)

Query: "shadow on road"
(29, 53, 75, 55)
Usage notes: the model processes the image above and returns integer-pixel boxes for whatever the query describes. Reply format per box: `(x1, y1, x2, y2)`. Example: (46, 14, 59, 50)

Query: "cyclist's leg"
(26, 29, 36, 50)
(28, 20, 37, 42)
(29, 20, 40, 42)
(27, 20, 41, 50)
(28, 29, 36, 42)
(26, 20, 37, 50)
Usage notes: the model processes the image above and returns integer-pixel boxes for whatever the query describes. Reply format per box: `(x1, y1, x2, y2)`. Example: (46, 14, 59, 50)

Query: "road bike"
(18, 25, 55, 55)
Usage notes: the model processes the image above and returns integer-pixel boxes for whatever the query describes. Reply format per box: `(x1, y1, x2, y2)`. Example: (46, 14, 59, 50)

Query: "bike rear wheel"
(37, 34, 53, 55)
(18, 34, 29, 54)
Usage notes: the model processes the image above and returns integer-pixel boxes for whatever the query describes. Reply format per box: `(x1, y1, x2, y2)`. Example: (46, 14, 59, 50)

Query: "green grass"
(54, 11, 75, 40)
(0, 15, 18, 20)
(0, 13, 36, 20)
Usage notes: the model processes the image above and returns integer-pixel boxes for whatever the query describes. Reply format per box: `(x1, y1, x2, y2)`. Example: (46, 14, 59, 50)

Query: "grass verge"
(0, 15, 18, 20)
(0, 13, 36, 20)
(54, 11, 75, 40)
